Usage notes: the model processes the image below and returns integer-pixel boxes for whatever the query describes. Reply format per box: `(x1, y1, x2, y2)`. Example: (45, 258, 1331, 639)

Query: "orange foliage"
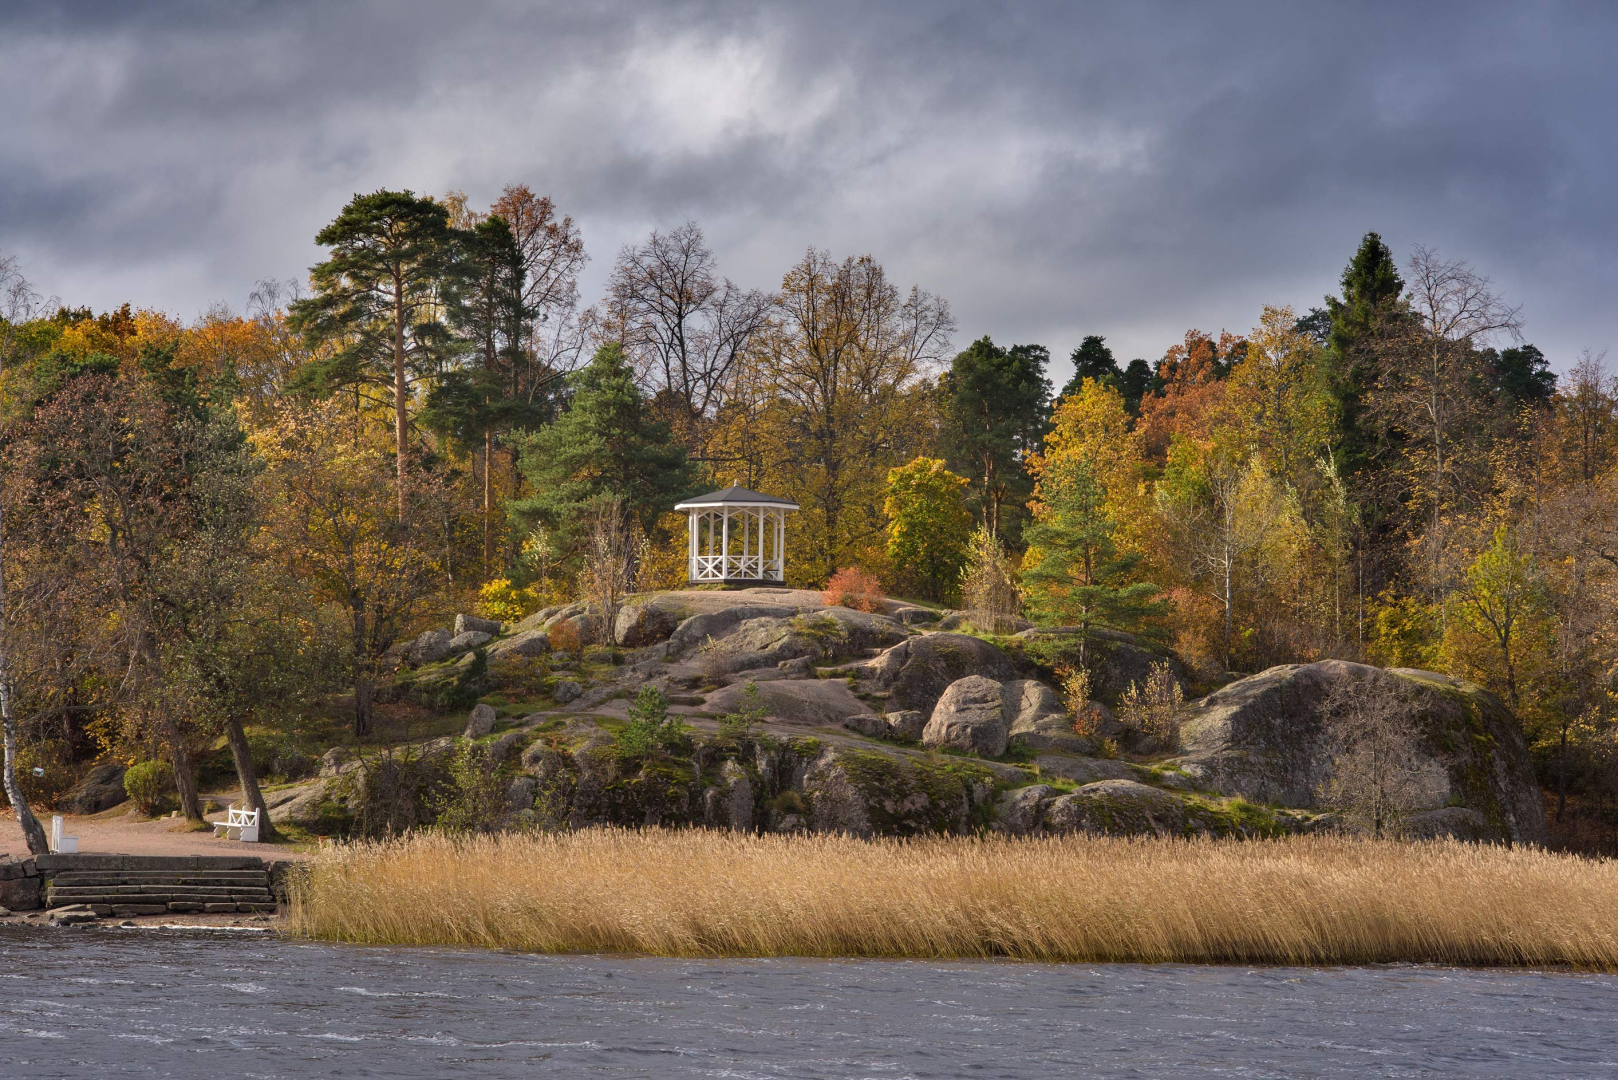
(1165, 586, 1224, 680)
(1136, 329, 1244, 461)
(823, 567, 886, 613)
(548, 619, 583, 653)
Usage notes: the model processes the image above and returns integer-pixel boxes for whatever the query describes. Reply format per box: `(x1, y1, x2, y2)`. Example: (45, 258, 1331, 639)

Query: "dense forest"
(1, 185, 1615, 851)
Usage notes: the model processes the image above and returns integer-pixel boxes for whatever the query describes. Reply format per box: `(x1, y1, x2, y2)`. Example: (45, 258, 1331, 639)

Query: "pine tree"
(1118, 358, 1155, 416)
(427, 214, 540, 573)
(288, 190, 459, 518)
(938, 336, 1051, 541)
(1021, 453, 1163, 658)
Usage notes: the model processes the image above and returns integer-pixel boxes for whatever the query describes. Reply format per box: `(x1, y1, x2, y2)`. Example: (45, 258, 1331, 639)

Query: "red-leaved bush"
(822, 567, 886, 614)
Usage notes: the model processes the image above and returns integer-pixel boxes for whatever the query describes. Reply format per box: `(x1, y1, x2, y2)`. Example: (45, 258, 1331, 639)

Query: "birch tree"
(0, 253, 47, 853)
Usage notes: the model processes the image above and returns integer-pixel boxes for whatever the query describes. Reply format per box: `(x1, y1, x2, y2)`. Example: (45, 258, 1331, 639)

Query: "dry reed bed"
(288, 829, 1618, 968)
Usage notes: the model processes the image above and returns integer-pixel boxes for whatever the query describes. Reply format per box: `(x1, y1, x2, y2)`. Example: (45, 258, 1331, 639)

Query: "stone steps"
(37, 854, 279, 916)
(50, 873, 269, 886)
(53, 901, 278, 917)
(48, 889, 274, 902)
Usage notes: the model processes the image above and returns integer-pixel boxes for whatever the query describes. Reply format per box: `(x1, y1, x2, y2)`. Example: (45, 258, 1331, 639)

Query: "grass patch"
(291, 830, 1618, 967)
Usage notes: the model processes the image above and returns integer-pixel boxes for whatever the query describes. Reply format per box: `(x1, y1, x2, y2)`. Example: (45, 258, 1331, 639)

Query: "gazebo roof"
(674, 485, 799, 511)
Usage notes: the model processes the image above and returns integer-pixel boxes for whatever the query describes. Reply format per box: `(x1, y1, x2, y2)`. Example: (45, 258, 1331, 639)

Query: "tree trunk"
(1555, 717, 1569, 824)
(222, 714, 278, 842)
(483, 427, 494, 575)
(136, 632, 203, 823)
(354, 676, 374, 739)
(1223, 533, 1234, 670)
(394, 276, 409, 521)
(0, 453, 49, 854)
(159, 707, 205, 823)
(351, 598, 372, 737)
(1, 691, 48, 855)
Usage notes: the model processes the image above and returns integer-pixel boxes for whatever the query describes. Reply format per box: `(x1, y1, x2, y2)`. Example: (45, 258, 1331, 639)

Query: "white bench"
(212, 805, 260, 843)
(50, 814, 78, 854)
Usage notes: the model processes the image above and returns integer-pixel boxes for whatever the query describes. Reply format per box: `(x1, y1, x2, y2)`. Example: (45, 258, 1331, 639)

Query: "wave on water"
(3, 928, 1618, 1079)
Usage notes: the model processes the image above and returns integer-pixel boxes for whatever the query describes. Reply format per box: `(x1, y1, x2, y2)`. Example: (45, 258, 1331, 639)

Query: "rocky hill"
(264, 590, 1546, 845)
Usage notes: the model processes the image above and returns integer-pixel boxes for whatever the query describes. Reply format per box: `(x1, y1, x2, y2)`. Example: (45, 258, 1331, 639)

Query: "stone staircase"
(38, 854, 277, 917)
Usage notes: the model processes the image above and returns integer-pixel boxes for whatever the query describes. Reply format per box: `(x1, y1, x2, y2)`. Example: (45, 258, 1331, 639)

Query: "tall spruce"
(510, 343, 697, 555)
(1060, 335, 1120, 401)
(1323, 231, 1405, 478)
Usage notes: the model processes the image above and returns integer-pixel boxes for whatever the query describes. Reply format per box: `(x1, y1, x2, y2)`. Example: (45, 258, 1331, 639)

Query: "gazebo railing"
(691, 553, 783, 583)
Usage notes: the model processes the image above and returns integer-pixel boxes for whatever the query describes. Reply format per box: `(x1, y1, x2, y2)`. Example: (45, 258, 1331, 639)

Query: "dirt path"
(1, 806, 314, 861)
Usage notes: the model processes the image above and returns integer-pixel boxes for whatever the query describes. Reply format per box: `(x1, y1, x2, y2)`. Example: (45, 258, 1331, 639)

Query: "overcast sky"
(2, 1, 1614, 385)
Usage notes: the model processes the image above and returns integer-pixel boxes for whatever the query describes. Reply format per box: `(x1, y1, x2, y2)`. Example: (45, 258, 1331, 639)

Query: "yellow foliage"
(477, 577, 544, 622)
(1223, 305, 1335, 486)
(1027, 377, 1149, 552)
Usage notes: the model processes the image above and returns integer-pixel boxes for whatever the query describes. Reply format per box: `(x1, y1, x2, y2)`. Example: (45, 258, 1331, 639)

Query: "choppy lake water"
(1, 926, 1614, 1079)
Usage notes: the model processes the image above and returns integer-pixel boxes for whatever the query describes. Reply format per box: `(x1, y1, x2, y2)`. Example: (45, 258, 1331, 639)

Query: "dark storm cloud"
(2, 1, 1614, 380)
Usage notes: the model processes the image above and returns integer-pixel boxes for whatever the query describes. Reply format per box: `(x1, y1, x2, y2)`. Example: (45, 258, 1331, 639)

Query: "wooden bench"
(211, 805, 260, 843)
(50, 814, 79, 854)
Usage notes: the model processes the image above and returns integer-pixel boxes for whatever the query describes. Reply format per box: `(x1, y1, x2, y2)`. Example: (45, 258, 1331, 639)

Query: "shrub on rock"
(823, 567, 885, 613)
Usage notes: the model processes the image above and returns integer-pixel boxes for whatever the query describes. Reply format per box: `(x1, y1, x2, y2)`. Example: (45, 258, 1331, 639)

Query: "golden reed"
(288, 829, 1618, 968)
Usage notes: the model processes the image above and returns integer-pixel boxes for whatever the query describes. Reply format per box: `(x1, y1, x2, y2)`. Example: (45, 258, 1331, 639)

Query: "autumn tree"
(491, 183, 588, 370)
(1370, 247, 1523, 595)
(757, 250, 954, 581)
(289, 190, 459, 517)
(1223, 305, 1336, 490)
(255, 402, 452, 736)
(0, 253, 49, 852)
(605, 222, 772, 454)
(1449, 525, 1544, 709)
(1157, 440, 1302, 670)
(883, 457, 972, 602)
(13, 362, 278, 823)
(1136, 329, 1240, 461)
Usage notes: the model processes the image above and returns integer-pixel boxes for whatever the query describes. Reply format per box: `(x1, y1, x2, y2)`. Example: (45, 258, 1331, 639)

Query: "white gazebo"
(674, 485, 798, 586)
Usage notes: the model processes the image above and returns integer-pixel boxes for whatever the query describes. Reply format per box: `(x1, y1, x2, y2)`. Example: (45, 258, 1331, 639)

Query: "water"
(0, 927, 1613, 1079)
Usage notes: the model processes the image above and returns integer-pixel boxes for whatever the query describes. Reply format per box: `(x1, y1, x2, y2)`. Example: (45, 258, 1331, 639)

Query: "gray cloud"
(1, 1, 1614, 383)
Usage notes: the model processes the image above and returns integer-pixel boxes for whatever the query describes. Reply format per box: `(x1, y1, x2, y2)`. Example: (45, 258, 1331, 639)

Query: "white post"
(775, 510, 784, 581)
(721, 508, 730, 581)
(688, 510, 697, 581)
(758, 510, 765, 579)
